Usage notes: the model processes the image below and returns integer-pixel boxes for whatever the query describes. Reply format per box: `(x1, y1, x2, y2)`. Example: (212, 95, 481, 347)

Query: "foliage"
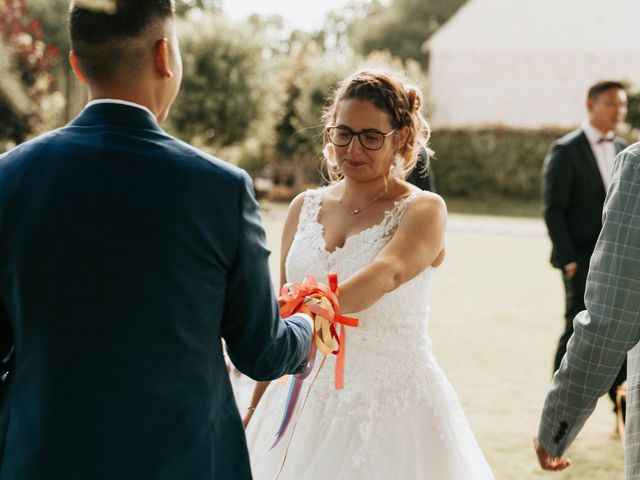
(0, 40, 31, 147)
(316, 2, 380, 57)
(429, 128, 566, 201)
(175, 0, 221, 16)
(26, 0, 70, 54)
(348, 0, 467, 67)
(0, 0, 60, 144)
(625, 88, 640, 132)
(270, 43, 346, 184)
(167, 12, 272, 149)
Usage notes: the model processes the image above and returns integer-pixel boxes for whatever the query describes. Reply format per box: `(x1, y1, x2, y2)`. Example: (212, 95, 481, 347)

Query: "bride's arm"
(243, 193, 306, 428)
(338, 193, 446, 314)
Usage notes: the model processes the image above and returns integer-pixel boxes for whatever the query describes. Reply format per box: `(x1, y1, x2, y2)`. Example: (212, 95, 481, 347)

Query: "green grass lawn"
(443, 196, 542, 218)
(258, 203, 624, 479)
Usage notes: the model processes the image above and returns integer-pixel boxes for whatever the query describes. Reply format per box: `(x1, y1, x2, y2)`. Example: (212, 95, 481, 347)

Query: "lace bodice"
(286, 187, 436, 352)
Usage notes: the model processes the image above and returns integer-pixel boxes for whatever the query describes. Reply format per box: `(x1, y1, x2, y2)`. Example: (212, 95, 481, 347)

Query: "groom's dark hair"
(69, 0, 175, 84)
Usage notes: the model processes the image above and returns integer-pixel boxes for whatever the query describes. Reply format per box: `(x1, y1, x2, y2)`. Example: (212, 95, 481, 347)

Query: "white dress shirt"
(581, 120, 617, 192)
(85, 98, 156, 120)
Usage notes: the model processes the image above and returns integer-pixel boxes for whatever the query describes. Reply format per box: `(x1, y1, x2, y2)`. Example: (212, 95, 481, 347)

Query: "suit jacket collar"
(581, 121, 627, 153)
(69, 102, 164, 133)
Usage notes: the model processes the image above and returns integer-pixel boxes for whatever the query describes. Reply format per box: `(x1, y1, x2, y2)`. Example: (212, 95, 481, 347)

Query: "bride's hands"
(303, 294, 337, 353)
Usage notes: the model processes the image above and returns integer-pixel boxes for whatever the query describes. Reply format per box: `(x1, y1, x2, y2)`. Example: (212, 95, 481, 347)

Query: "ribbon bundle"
(269, 273, 358, 451)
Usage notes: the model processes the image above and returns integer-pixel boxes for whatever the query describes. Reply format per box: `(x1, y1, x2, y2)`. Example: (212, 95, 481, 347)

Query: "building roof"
(426, 0, 640, 54)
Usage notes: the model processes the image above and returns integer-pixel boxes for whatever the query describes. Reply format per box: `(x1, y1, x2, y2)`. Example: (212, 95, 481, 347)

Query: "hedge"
(428, 128, 568, 200)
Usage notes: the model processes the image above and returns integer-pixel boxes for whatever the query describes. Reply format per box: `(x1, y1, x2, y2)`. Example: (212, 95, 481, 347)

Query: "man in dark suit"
(406, 146, 436, 192)
(542, 80, 628, 419)
(0, 1, 314, 479)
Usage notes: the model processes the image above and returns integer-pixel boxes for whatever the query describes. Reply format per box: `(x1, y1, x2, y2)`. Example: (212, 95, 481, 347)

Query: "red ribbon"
(279, 273, 358, 389)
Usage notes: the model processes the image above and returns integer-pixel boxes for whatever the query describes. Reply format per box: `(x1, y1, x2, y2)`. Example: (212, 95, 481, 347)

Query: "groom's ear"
(69, 51, 88, 85)
(154, 38, 174, 79)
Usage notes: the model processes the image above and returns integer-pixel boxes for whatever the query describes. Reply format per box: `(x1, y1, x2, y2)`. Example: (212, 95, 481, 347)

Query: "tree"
(0, 40, 31, 145)
(26, 0, 70, 54)
(0, 0, 60, 145)
(625, 88, 640, 132)
(267, 42, 348, 185)
(175, 0, 221, 16)
(167, 12, 274, 150)
(348, 0, 467, 68)
(28, 0, 86, 124)
(320, 1, 380, 56)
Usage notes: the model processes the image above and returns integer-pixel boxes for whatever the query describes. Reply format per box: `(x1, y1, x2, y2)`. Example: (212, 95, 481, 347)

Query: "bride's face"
(332, 99, 397, 182)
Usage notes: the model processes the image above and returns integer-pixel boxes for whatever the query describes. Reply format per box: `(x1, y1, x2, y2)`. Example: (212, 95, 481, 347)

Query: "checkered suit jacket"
(538, 142, 640, 478)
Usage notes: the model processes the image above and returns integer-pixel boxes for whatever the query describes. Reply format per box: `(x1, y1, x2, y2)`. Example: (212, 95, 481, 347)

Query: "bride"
(244, 70, 494, 479)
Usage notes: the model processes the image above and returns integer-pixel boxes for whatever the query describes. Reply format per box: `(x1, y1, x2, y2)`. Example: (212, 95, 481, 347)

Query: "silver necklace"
(338, 182, 389, 216)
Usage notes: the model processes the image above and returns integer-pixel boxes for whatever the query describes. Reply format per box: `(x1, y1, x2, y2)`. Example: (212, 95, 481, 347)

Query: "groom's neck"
(88, 82, 162, 122)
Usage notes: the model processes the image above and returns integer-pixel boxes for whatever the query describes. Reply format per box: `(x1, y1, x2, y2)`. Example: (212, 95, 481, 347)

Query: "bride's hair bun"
(405, 86, 422, 113)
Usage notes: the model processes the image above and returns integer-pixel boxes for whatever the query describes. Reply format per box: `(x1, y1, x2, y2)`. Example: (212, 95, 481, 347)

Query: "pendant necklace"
(339, 181, 389, 216)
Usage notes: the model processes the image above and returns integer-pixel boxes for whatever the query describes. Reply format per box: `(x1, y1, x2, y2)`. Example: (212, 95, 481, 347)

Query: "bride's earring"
(391, 154, 403, 176)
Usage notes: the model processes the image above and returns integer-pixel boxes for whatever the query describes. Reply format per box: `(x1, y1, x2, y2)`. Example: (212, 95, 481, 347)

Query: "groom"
(0, 1, 314, 479)
(535, 142, 640, 476)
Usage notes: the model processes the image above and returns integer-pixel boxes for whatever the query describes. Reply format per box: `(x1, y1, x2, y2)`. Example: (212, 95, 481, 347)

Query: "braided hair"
(322, 70, 431, 182)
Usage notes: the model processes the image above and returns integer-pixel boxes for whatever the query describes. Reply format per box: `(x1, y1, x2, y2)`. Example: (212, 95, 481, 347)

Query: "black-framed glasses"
(326, 126, 395, 151)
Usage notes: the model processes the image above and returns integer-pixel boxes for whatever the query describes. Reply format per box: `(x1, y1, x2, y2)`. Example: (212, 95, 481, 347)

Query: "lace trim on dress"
(298, 188, 421, 258)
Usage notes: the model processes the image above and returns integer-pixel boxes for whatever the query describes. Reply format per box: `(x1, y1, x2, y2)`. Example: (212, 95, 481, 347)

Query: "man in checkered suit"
(535, 143, 640, 476)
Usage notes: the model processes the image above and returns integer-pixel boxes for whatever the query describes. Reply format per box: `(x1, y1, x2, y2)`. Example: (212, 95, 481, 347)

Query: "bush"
(626, 88, 640, 132)
(168, 12, 273, 149)
(0, 0, 60, 145)
(429, 128, 567, 200)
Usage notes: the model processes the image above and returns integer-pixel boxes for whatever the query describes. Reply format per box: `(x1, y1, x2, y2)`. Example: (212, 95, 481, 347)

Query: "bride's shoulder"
(289, 187, 322, 209)
(399, 187, 447, 227)
(285, 186, 330, 221)
(402, 184, 446, 214)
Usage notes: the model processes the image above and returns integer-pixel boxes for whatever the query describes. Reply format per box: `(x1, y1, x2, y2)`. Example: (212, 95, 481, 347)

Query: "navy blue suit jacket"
(0, 103, 312, 479)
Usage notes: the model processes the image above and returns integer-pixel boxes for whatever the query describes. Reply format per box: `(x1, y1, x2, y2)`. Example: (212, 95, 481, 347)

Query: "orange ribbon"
(279, 273, 358, 389)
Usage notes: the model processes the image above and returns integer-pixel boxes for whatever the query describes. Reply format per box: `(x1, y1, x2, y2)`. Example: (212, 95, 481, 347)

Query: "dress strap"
(379, 191, 422, 238)
(296, 188, 322, 234)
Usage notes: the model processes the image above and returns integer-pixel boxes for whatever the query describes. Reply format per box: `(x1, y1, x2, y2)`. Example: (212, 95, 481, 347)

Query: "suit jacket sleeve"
(0, 296, 12, 390)
(221, 172, 312, 381)
(538, 147, 640, 456)
(407, 150, 436, 193)
(542, 143, 577, 267)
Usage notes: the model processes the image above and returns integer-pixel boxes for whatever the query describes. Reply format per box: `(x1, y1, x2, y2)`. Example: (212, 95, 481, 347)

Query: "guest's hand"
(563, 262, 578, 280)
(533, 437, 571, 471)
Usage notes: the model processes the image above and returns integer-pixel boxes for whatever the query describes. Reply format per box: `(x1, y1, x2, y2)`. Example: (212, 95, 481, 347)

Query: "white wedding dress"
(246, 189, 494, 479)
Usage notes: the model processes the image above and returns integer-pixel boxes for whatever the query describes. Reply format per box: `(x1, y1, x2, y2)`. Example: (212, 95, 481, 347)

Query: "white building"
(424, 0, 640, 129)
